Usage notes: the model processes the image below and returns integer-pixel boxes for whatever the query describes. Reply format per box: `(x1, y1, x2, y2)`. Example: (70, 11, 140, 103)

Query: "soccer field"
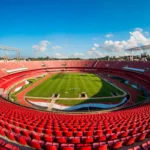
(26, 73, 123, 98)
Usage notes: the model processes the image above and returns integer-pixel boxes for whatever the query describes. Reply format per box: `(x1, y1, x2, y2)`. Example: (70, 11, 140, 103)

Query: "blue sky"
(0, 0, 150, 58)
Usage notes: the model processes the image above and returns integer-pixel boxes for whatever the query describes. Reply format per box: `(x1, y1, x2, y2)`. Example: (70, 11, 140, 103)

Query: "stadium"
(1, 0, 150, 149)
(0, 55, 150, 150)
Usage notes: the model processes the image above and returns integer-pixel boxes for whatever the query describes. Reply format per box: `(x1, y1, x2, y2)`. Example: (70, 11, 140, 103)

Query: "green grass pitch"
(26, 73, 123, 98)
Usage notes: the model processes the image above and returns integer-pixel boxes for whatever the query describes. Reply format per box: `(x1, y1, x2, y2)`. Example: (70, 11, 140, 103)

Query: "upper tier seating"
(0, 60, 150, 78)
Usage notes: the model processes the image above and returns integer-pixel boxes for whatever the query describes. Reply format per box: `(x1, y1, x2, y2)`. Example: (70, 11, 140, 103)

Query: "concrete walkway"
(47, 98, 56, 111)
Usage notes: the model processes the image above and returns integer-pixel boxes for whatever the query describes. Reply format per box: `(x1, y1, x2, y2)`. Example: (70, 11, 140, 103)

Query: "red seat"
(77, 144, 92, 150)
(44, 142, 59, 150)
(6, 132, 15, 141)
(84, 131, 93, 136)
(93, 144, 107, 150)
(56, 137, 67, 143)
(45, 145, 57, 150)
(104, 129, 112, 135)
(30, 133, 41, 140)
(0, 129, 5, 136)
(74, 131, 83, 137)
(54, 131, 62, 136)
(107, 134, 118, 140)
(82, 137, 93, 143)
(60, 144, 75, 150)
(109, 141, 123, 149)
(4, 143, 19, 150)
(64, 131, 73, 137)
(69, 137, 80, 144)
(93, 130, 103, 136)
(128, 146, 142, 150)
(0, 139, 6, 146)
(20, 130, 30, 137)
(44, 129, 52, 134)
(16, 136, 27, 145)
(28, 139, 41, 149)
(42, 135, 54, 142)
(123, 137, 135, 146)
(94, 136, 106, 142)
(118, 132, 128, 138)
(142, 141, 150, 150)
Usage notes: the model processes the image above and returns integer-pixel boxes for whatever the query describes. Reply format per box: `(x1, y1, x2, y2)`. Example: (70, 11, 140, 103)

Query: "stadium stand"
(0, 60, 149, 149)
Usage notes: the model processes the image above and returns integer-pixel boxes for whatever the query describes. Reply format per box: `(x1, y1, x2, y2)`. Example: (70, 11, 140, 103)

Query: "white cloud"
(91, 47, 96, 51)
(53, 53, 67, 58)
(135, 28, 143, 32)
(91, 43, 99, 51)
(98, 28, 150, 52)
(94, 43, 99, 48)
(87, 49, 104, 58)
(52, 45, 63, 50)
(73, 53, 84, 57)
(105, 33, 113, 38)
(32, 40, 50, 52)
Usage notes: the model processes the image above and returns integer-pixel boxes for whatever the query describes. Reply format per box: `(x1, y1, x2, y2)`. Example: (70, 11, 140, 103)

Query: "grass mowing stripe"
(87, 74, 100, 97)
(55, 74, 67, 96)
(80, 74, 93, 97)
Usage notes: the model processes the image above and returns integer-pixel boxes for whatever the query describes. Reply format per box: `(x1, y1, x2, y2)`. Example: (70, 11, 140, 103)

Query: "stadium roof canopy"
(126, 44, 150, 51)
(0, 45, 20, 59)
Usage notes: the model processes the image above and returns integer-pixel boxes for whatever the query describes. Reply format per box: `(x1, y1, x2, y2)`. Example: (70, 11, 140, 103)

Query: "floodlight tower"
(0, 45, 20, 61)
(126, 44, 150, 61)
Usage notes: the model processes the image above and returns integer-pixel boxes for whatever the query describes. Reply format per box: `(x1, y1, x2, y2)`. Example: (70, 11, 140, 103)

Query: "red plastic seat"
(20, 130, 30, 137)
(74, 131, 83, 137)
(93, 144, 107, 150)
(123, 137, 135, 146)
(44, 129, 52, 134)
(77, 144, 92, 150)
(60, 144, 75, 150)
(118, 132, 128, 138)
(6, 132, 15, 141)
(42, 135, 54, 142)
(69, 137, 80, 144)
(54, 131, 62, 136)
(82, 137, 93, 143)
(28, 139, 41, 149)
(142, 141, 150, 150)
(44, 142, 59, 150)
(94, 136, 106, 142)
(64, 131, 73, 137)
(84, 131, 93, 136)
(45, 145, 57, 150)
(0, 139, 6, 146)
(109, 141, 123, 149)
(128, 146, 142, 150)
(135, 133, 146, 142)
(56, 137, 67, 143)
(108, 134, 118, 140)
(4, 143, 19, 150)
(16, 136, 27, 145)
(93, 130, 103, 136)
(30, 133, 41, 140)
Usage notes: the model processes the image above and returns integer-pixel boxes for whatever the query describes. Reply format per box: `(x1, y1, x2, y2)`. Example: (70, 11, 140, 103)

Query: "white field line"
(25, 94, 125, 100)
(25, 96, 51, 100)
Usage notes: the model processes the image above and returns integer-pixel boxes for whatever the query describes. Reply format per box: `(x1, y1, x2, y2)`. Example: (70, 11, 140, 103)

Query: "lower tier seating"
(0, 98, 149, 149)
